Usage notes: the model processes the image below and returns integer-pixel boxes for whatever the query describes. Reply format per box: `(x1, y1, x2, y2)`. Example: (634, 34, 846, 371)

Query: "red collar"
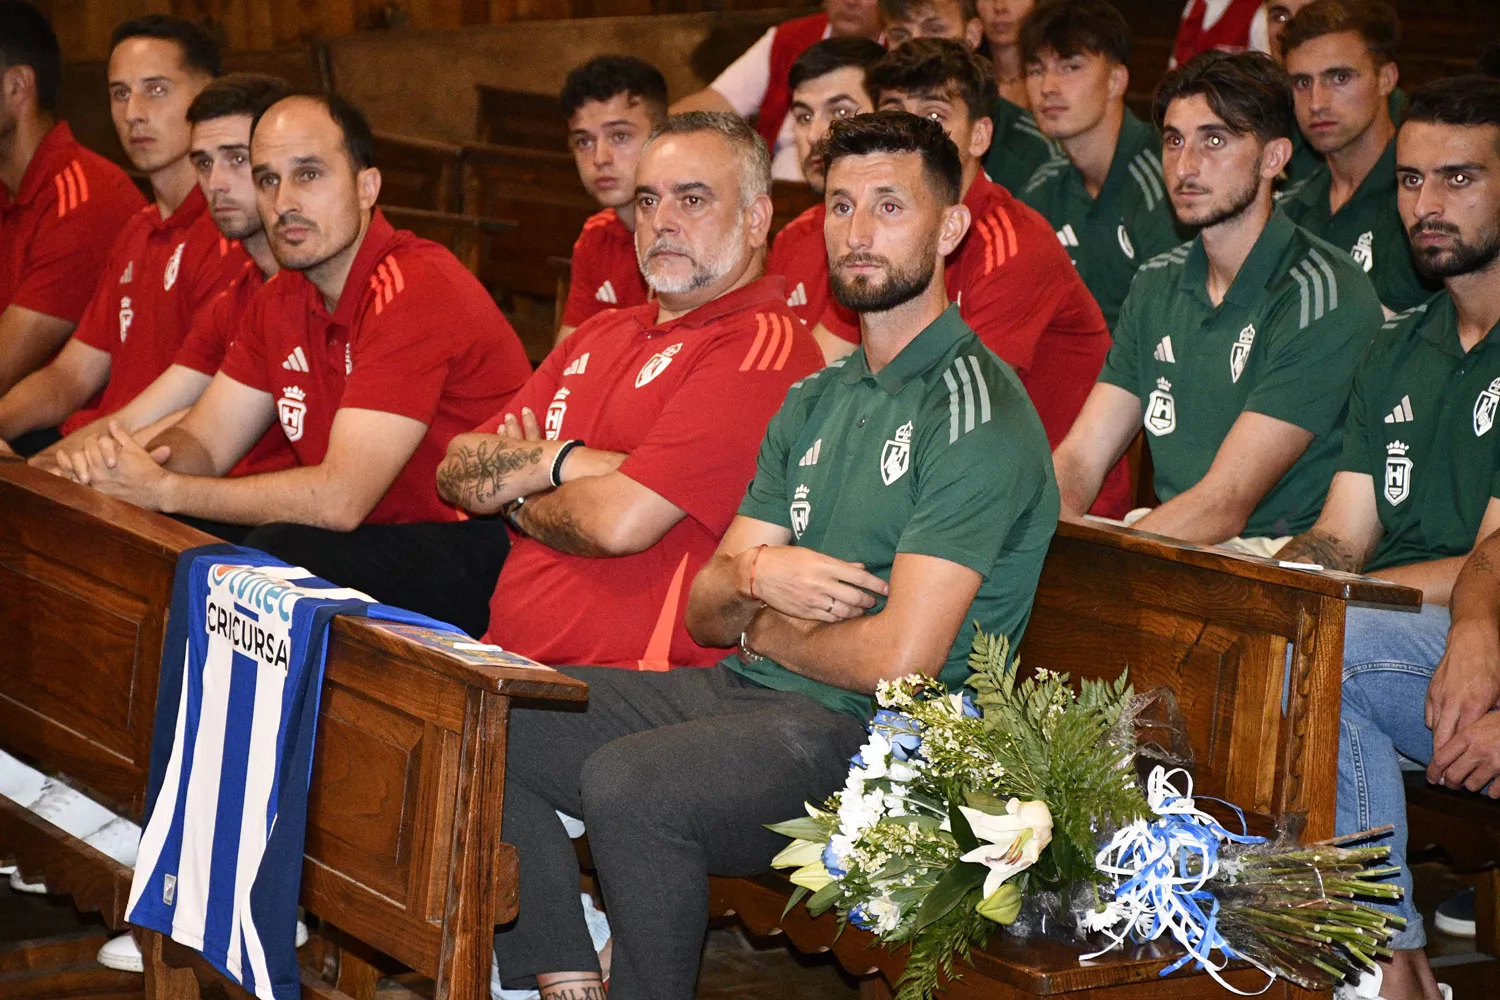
(331, 208, 398, 328)
(962, 171, 1007, 218)
(633, 275, 787, 336)
(1, 121, 78, 208)
(151, 183, 209, 233)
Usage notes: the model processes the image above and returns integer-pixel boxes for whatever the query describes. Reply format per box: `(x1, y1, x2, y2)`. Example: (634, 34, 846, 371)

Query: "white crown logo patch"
(1145, 377, 1176, 436)
(1384, 440, 1412, 506)
(277, 386, 308, 443)
(790, 483, 812, 539)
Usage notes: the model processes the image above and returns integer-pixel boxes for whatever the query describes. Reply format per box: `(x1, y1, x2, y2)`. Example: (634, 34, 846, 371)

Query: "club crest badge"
(163, 242, 186, 291)
(545, 386, 570, 440)
(1475, 378, 1500, 437)
(118, 296, 134, 342)
(1384, 441, 1412, 506)
(880, 421, 913, 486)
(278, 386, 307, 443)
(790, 484, 812, 539)
(1145, 378, 1176, 436)
(1351, 231, 1375, 273)
(1230, 323, 1256, 384)
(1117, 224, 1136, 260)
(635, 342, 683, 388)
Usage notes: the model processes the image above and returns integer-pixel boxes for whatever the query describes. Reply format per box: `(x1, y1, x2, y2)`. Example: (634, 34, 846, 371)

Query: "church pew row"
(711, 520, 1421, 998)
(0, 462, 588, 999)
(0, 461, 1422, 997)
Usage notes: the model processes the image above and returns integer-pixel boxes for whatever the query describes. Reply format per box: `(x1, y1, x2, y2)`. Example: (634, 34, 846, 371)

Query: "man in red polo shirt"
(0, 15, 246, 458)
(435, 111, 821, 661)
(808, 41, 1132, 515)
(50, 74, 295, 482)
(76, 93, 531, 629)
(0, 2, 144, 399)
(672, 0, 883, 180)
(768, 37, 883, 355)
(553, 56, 666, 345)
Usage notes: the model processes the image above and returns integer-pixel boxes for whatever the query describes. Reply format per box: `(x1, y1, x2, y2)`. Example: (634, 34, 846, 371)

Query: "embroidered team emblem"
(118, 297, 134, 342)
(880, 421, 913, 486)
(277, 386, 307, 442)
(163, 242, 185, 290)
(790, 484, 812, 539)
(1230, 323, 1256, 383)
(1351, 231, 1375, 273)
(636, 342, 682, 388)
(1145, 378, 1176, 436)
(1475, 379, 1500, 437)
(1117, 225, 1136, 260)
(1384, 441, 1412, 506)
(545, 387, 570, 440)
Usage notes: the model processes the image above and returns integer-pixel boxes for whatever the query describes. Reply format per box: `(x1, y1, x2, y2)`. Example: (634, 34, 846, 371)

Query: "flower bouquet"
(769, 629, 1407, 1000)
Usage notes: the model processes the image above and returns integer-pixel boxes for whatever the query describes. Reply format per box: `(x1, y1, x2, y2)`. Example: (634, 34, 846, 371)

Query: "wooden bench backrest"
(372, 132, 466, 214)
(475, 85, 569, 149)
(0, 465, 586, 994)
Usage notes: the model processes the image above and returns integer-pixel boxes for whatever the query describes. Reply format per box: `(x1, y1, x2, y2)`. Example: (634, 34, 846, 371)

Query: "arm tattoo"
(517, 493, 611, 557)
(1277, 529, 1365, 573)
(436, 441, 543, 507)
(1470, 548, 1497, 577)
(540, 976, 606, 1000)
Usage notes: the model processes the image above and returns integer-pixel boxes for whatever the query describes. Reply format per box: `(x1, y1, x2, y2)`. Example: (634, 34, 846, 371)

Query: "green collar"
(1417, 292, 1500, 358)
(1056, 108, 1156, 210)
(840, 304, 969, 394)
(1181, 208, 1299, 309)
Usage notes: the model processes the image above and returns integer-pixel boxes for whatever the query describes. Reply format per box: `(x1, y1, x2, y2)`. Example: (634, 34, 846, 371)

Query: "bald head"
(251, 94, 381, 277)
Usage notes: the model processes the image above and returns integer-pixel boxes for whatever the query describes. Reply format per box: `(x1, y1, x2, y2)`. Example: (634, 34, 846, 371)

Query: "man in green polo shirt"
(486, 111, 1057, 1000)
(1279, 0, 1435, 312)
(1016, 0, 1193, 328)
(1052, 50, 1383, 552)
(1273, 75, 1500, 1000)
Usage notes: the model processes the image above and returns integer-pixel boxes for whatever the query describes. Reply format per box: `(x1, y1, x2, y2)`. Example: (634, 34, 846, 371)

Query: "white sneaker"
(1333, 967, 1453, 1000)
(82, 817, 142, 868)
(96, 933, 144, 973)
(9, 869, 48, 893)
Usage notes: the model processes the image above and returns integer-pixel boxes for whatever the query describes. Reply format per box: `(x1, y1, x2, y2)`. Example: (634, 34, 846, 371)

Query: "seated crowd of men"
(1, 0, 1497, 997)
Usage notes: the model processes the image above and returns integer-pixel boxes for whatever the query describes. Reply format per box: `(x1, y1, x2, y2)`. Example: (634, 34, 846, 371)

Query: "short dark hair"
(187, 73, 291, 126)
(1281, 0, 1400, 66)
(110, 14, 221, 78)
(1019, 0, 1132, 67)
(252, 91, 375, 171)
(821, 110, 964, 205)
(868, 37, 998, 121)
(1403, 75, 1500, 132)
(879, 0, 978, 25)
(1153, 50, 1296, 142)
(560, 55, 668, 120)
(788, 37, 886, 95)
(0, 1, 60, 114)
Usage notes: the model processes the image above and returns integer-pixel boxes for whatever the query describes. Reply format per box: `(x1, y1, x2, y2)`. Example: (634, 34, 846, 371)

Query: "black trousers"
(492, 665, 865, 1000)
(11, 426, 60, 458)
(238, 519, 510, 638)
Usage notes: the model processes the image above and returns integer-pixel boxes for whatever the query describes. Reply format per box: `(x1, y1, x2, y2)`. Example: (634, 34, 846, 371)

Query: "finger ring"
(827, 598, 836, 613)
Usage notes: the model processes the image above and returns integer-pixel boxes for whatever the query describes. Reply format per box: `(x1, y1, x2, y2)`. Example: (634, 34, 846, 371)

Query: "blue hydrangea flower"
(849, 903, 874, 931)
(822, 840, 847, 878)
(961, 692, 981, 718)
(871, 709, 923, 760)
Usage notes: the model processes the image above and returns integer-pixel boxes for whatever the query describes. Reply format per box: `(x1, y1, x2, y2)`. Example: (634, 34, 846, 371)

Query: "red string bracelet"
(748, 544, 767, 602)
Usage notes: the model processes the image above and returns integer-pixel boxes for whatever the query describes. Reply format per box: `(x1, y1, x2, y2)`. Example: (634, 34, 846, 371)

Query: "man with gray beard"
(436, 111, 823, 662)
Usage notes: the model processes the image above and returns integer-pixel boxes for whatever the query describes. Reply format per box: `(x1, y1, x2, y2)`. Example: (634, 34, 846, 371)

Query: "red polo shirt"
(482, 275, 821, 669)
(219, 210, 532, 525)
(173, 260, 295, 477)
(0, 122, 144, 323)
(63, 185, 248, 433)
(767, 202, 856, 331)
(560, 208, 650, 328)
(816, 173, 1132, 517)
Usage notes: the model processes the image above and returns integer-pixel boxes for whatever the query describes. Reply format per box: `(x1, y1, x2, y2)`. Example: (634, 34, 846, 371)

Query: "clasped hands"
(48, 422, 173, 508)
(1425, 619, 1500, 796)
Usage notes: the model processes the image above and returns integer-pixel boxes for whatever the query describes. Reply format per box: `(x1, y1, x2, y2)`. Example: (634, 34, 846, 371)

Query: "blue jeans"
(1337, 602, 1451, 950)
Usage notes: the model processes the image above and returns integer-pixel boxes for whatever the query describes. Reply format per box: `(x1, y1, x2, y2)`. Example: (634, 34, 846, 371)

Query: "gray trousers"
(492, 664, 866, 1000)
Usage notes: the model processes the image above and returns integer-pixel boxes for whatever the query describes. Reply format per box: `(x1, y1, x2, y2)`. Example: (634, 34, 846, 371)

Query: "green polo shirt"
(983, 96, 1065, 196)
(728, 305, 1059, 719)
(1099, 209, 1384, 537)
(1018, 109, 1193, 329)
(1280, 139, 1437, 312)
(1340, 293, 1500, 572)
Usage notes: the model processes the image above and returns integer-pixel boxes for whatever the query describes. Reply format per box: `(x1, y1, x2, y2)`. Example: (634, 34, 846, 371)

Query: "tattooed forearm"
(516, 493, 611, 557)
(1277, 529, 1365, 573)
(435, 441, 544, 511)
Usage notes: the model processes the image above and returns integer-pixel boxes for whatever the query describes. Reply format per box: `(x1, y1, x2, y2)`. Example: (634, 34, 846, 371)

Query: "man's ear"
(1107, 62, 1130, 103)
(1, 64, 34, 110)
(745, 191, 775, 249)
(965, 18, 985, 51)
(969, 116, 995, 160)
(1378, 59, 1400, 100)
(1259, 136, 1293, 180)
(938, 203, 971, 258)
(357, 166, 382, 211)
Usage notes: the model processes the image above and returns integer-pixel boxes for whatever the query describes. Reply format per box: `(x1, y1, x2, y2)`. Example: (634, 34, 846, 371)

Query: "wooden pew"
(711, 519, 1421, 999)
(0, 462, 588, 999)
(474, 85, 569, 149)
(379, 205, 518, 279)
(372, 132, 466, 214)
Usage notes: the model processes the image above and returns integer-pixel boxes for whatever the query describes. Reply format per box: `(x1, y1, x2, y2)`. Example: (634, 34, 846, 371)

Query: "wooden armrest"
(0, 462, 213, 557)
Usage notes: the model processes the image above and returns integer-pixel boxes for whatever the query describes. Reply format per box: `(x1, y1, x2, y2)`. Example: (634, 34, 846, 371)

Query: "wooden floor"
(1, 859, 1494, 999)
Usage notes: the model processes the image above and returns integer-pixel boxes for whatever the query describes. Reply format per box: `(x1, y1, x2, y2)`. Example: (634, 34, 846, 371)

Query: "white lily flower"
(957, 799, 1053, 900)
(789, 861, 835, 892)
(771, 838, 825, 869)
